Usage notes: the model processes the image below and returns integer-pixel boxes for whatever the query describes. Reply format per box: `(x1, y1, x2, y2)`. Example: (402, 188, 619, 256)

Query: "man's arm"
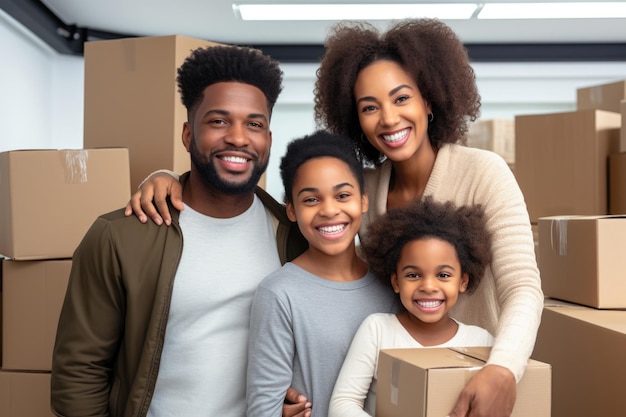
(51, 217, 125, 416)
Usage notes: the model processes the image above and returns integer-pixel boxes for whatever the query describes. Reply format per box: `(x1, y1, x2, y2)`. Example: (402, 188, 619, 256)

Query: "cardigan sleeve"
(470, 153, 544, 382)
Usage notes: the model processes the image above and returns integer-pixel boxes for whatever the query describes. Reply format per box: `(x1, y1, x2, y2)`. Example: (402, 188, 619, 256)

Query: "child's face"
(391, 237, 469, 325)
(286, 156, 368, 258)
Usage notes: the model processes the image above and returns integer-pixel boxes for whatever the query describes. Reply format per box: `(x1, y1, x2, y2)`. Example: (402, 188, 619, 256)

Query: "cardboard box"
(83, 35, 220, 190)
(467, 119, 515, 164)
(515, 109, 621, 223)
(577, 79, 626, 114)
(538, 215, 626, 308)
(1, 259, 70, 370)
(609, 152, 626, 214)
(532, 300, 626, 417)
(376, 347, 551, 417)
(0, 148, 130, 260)
(0, 371, 54, 417)
(621, 100, 626, 150)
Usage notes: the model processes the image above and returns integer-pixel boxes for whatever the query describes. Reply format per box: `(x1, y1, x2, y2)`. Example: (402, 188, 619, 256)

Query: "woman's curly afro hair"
(314, 18, 481, 165)
(361, 197, 491, 294)
(176, 45, 283, 117)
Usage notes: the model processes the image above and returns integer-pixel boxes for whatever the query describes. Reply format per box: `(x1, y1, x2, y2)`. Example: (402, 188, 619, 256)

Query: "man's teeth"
(382, 129, 408, 143)
(221, 156, 248, 163)
(417, 300, 443, 308)
(318, 224, 346, 234)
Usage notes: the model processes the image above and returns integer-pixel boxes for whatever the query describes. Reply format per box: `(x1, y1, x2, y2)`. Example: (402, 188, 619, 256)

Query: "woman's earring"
(428, 113, 434, 122)
(360, 133, 368, 143)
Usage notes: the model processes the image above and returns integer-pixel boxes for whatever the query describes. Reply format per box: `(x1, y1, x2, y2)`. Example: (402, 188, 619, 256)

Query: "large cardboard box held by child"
(0, 148, 130, 260)
(538, 215, 626, 308)
(532, 299, 626, 417)
(376, 347, 551, 417)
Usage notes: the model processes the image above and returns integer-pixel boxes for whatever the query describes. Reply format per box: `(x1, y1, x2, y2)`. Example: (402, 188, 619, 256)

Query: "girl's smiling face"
(392, 237, 468, 326)
(286, 157, 368, 258)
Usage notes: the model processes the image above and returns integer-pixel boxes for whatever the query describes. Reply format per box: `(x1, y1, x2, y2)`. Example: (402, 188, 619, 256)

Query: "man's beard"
(189, 136, 268, 195)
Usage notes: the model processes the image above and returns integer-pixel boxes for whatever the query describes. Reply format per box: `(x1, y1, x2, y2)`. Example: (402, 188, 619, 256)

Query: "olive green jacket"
(51, 172, 307, 417)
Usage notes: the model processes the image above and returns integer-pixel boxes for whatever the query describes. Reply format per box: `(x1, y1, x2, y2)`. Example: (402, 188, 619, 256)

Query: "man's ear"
(182, 121, 191, 151)
(286, 201, 297, 223)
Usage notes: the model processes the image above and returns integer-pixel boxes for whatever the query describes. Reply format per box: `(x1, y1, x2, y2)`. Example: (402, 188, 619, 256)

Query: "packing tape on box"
(61, 150, 88, 184)
(390, 358, 400, 405)
(550, 218, 568, 256)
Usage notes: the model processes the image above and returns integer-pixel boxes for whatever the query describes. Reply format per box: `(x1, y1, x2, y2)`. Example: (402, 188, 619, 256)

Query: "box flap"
(380, 348, 485, 370)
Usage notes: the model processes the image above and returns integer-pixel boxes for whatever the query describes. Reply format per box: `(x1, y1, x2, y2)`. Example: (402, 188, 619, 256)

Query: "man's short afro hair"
(176, 45, 283, 114)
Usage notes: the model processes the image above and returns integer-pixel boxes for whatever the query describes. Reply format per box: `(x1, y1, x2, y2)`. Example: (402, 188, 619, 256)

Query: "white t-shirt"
(328, 312, 494, 417)
(148, 197, 281, 417)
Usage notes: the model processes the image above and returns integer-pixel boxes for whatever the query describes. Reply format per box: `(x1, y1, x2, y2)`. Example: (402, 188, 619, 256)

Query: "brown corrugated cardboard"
(1, 259, 70, 371)
(0, 371, 54, 417)
(609, 152, 626, 214)
(376, 347, 551, 417)
(538, 215, 626, 308)
(83, 35, 220, 190)
(515, 109, 621, 223)
(532, 299, 626, 417)
(467, 119, 515, 164)
(0, 148, 130, 260)
(576, 79, 626, 114)
(621, 100, 626, 150)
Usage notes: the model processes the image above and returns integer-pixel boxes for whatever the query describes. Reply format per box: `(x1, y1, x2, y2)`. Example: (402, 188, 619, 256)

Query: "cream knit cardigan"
(360, 143, 544, 382)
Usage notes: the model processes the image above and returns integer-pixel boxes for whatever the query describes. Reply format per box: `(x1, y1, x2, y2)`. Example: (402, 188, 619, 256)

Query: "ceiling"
(3, 0, 626, 62)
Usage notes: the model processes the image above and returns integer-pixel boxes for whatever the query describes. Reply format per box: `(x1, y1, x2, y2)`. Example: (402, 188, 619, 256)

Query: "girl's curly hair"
(361, 197, 491, 294)
(314, 18, 481, 165)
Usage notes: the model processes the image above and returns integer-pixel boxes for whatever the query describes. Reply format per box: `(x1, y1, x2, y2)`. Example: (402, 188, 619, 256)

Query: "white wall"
(0, 9, 84, 152)
(2, 9, 626, 201)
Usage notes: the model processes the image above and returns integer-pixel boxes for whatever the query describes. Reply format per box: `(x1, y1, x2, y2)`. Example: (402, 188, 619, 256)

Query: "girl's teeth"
(417, 300, 443, 308)
(318, 224, 346, 234)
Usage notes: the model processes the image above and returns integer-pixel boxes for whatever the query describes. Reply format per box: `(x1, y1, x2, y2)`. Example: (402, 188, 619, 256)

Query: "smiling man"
(50, 45, 307, 417)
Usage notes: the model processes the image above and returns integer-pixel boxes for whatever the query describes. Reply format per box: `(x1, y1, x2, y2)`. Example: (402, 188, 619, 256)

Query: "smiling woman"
(313, 18, 543, 417)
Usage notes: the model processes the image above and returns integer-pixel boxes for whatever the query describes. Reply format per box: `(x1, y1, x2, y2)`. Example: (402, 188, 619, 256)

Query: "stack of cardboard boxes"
(512, 80, 626, 417)
(467, 118, 516, 171)
(0, 149, 131, 417)
(0, 34, 219, 417)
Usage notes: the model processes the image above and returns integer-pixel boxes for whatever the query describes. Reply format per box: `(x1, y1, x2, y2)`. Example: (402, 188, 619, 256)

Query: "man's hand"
(448, 365, 516, 417)
(283, 387, 312, 417)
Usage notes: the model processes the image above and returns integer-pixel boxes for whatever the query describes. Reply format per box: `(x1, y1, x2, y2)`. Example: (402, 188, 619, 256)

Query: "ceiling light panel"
(233, 3, 478, 20)
(478, 2, 626, 19)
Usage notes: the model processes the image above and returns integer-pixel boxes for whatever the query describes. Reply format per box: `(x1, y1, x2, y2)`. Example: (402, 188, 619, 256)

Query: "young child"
(328, 198, 494, 417)
(246, 130, 399, 417)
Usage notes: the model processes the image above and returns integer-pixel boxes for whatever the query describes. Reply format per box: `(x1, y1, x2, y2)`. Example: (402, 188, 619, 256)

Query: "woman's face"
(353, 60, 432, 163)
